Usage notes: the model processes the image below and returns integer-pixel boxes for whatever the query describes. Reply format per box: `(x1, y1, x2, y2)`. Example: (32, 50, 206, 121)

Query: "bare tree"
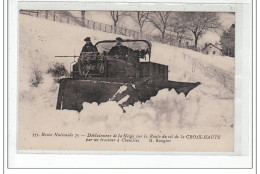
(129, 11, 149, 38)
(110, 11, 127, 33)
(168, 17, 192, 45)
(148, 12, 173, 41)
(177, 12, 221, 48)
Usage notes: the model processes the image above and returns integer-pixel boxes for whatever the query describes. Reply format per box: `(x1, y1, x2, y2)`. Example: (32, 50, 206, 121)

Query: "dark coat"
(108, 45, 133, 60)
(81, 43, 98, 53)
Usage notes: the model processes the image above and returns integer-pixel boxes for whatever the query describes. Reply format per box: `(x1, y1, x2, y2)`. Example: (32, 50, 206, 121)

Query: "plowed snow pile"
(18, 15, 234, 151)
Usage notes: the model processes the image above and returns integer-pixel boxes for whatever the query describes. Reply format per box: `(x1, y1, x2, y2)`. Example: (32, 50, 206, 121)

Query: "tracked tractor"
(56, 39, 201, 111)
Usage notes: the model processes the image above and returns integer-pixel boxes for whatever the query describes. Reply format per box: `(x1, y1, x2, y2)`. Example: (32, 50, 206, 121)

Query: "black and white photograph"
(18, 10, 235, 152)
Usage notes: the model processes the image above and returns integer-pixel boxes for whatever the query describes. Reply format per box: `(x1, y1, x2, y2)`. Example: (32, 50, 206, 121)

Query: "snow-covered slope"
(18, 15, 235, 151)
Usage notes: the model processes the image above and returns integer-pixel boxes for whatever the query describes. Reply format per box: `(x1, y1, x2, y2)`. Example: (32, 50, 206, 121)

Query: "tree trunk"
(113, 21, 117, 34)
(161, 31, 165, 43)
(81, 11, 85, 27)
(194, 36, 199, 49)
(139, 27, 142, 38)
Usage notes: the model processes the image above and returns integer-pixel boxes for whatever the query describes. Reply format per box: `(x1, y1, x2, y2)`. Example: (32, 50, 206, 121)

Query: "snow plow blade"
(56, 78, 201, 111)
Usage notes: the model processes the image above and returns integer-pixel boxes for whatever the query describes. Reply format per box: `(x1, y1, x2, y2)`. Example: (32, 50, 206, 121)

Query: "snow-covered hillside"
(18, 15, 235, 151)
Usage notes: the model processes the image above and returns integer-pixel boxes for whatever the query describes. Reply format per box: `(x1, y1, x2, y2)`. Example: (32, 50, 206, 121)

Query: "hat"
(116, 37, 123, 41)
(84, 37, 91, 41)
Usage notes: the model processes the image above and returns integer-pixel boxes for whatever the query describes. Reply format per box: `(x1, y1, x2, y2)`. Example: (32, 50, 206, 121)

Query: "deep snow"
(18, 14, 235, 151)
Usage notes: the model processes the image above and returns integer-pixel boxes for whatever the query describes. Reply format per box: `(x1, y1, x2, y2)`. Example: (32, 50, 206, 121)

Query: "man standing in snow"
(81, 37, 98, 54)
(108, 37, 133, 61)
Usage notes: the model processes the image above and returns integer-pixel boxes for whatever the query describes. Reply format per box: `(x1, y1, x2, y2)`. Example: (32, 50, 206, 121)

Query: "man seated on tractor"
(108, 37, 133, 61)
(80, 37, 99, 62)
(76, 37, 99, 77)
(81, 37, 98, 54)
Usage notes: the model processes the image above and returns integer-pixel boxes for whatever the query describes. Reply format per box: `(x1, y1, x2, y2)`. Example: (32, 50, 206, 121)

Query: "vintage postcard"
(18, 10, 235, 152)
